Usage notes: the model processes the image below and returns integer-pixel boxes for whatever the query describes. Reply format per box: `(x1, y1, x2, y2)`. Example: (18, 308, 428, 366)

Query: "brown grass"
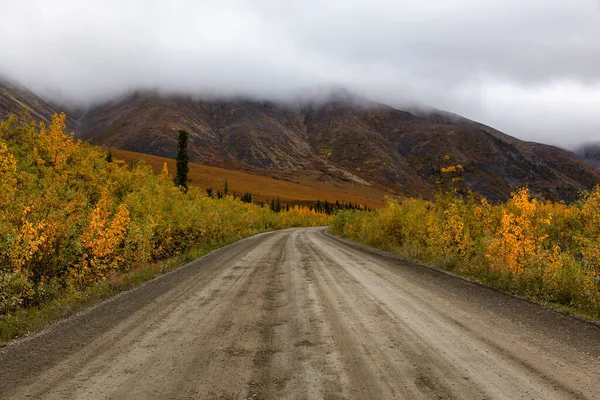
(110, 148, 387, 208)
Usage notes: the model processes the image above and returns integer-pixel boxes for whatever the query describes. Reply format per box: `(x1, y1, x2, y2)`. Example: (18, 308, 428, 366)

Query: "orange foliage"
(0, 113, 331, 314)
(334, 186, 600, 318)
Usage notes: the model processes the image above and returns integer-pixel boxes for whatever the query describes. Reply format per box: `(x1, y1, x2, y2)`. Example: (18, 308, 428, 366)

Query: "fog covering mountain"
(576, 142, 600, 169)
(0, 76, 77, 127)
(1, 77, 599, 202)
(76, 88, 600, 202)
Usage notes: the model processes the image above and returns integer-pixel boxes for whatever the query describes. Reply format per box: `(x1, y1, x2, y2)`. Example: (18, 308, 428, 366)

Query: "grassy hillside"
(110, 148, 387, 208)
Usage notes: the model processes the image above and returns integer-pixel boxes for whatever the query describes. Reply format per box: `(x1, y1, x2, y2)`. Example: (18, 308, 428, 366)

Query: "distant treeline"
(205, 181, 370, 215)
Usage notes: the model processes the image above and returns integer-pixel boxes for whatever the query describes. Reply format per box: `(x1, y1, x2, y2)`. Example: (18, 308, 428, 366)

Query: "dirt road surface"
(1, 227, 599, 399)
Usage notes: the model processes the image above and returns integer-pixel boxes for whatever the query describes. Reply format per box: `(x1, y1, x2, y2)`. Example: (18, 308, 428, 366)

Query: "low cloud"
(1, 0, 599, 148)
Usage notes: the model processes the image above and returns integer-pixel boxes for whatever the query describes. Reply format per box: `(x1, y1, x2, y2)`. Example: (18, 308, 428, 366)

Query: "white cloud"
(1, 0, 599, 148)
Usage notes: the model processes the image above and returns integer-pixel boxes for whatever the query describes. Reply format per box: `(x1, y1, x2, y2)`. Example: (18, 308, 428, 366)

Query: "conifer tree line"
(204, 181, 370, 215)
(172, 128, 369, 214)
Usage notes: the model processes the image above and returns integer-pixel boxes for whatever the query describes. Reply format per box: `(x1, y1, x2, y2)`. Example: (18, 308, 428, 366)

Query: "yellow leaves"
(9, 206, 47, 272)
(0, 113, 333, 313)
(544, 244, 564, 287)
(160, 162, 170, 181)
(79, 191, 130, 282)
(578, 230, 600, 286)
(35, 113, 75, 170)
(580, 187, 600, 235)
(438, 164, 464, 186)
(0, 141, 17, 207)
(487, 211, 524, 274)
(485, 188, 551, 276)
(319, 147, 333, 158)
(422, 199, 470, 259)
(443, 203, 469, 252)
(0, 141, 17, 177)
(333, 184, 600, 315)
(278, 205, 332, 228)
(441, 164, 463, 174)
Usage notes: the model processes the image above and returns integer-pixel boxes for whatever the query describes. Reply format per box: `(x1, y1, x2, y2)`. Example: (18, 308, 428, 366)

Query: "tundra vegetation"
(333, 187, 600, 319)
(0, 114, 331, 340)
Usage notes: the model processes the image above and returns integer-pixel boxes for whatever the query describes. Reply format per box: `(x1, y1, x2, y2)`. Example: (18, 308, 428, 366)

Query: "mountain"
(76, 90, 600, 202)
(2, 79, 599, 202)
(0, 77, 76, 128)
(575, 142, 600, 169)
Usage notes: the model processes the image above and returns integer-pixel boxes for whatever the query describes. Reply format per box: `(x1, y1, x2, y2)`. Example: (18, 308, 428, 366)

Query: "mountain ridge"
(0, 76, 78, 129)
(2, 78, 599, 202)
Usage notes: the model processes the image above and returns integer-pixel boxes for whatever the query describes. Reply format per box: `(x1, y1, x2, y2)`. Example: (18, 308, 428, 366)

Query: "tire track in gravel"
(1, 227, 599, 399)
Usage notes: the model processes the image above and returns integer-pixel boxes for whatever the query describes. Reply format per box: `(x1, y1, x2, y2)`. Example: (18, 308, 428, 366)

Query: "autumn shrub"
(0, 114, 331, 317)
(333, 187, 600, 319)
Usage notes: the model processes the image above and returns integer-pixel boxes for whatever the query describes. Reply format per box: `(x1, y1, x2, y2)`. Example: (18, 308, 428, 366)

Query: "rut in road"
(1, 227, 599, 399)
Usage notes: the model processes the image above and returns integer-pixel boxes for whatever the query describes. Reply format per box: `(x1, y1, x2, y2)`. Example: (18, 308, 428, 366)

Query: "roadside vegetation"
(0, 114, 331, 341)
(333, 188, 600, 320)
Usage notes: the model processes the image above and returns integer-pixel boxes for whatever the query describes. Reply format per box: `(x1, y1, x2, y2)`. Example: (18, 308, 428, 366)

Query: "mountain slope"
(2, 79, 597, 203)
(0, 77, 77, 128)
(576, 142, 600, 169)
(78, 91, 600, 202)
(110, 148, 387, 208)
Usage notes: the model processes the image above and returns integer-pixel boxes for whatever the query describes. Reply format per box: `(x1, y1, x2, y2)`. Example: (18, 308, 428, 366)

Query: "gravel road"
(1, 227, 599, 399)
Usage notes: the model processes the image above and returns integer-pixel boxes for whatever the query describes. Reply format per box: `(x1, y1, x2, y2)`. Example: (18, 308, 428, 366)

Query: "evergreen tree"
(173, 130, 189, 192)
(224, 179, 229, 195)
(105, 148, 113, 163)
(206, 187, 213, 197)
(241, 192, 252, 203)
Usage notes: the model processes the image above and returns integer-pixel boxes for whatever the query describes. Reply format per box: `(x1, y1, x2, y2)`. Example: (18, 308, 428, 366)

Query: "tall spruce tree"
(174, 129, 189, 192)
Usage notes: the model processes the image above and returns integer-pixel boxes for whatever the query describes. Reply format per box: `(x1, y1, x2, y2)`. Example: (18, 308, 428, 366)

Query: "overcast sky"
(1, 0, 599, 149)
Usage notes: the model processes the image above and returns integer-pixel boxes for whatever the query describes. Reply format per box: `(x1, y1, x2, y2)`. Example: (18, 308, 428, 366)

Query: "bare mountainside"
(77, 90, 600, 202)
(0, 78, 77, 128)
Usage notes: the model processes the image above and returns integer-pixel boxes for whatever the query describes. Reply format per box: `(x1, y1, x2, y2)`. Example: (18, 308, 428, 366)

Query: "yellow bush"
(0, 114, 331, 314)
(441, 164, 463, 174)
(77, 192, 131, 284)
(333, 186, 600, 318)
